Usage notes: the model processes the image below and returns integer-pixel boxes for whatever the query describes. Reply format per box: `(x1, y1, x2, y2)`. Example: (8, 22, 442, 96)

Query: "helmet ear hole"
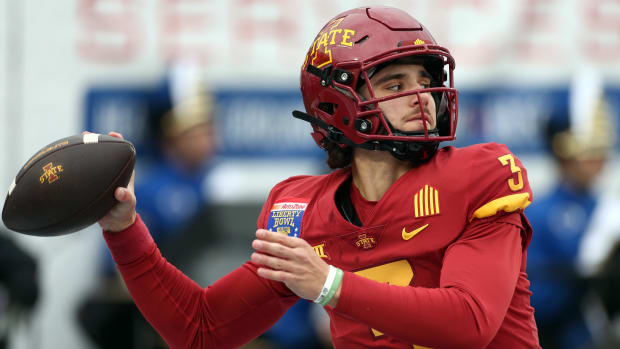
(318, 102, 336, 115)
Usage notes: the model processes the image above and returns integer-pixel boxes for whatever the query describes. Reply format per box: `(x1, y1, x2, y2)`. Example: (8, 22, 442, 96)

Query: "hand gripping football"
(2, 133, 136, 236)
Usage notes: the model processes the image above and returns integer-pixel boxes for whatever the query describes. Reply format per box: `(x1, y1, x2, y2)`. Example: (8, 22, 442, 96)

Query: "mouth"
(405, 111, 431, 123)
(403, 110, 435, 131)
(406, 116, 423, 122)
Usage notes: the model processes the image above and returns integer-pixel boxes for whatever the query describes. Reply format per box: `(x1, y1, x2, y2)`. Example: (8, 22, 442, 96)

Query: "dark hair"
(323, 139, 352, 169)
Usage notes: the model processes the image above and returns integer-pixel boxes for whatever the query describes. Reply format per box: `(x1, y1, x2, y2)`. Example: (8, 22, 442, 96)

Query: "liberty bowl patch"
(267, 202, 308, 237)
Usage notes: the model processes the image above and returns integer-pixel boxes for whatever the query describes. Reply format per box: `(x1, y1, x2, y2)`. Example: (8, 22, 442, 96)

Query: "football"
(2, 133, 136, 236)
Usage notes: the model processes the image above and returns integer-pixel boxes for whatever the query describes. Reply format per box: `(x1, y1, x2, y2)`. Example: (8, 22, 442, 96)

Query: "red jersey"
(104, 143, 540, 348)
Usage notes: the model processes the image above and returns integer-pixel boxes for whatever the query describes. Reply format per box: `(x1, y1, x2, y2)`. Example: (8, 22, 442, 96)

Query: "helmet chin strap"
(357, 118, 440, 163)
(357, 136, 439, 163)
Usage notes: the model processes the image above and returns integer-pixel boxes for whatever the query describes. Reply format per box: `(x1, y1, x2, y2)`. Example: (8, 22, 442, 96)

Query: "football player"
(99, 6, 540, 348)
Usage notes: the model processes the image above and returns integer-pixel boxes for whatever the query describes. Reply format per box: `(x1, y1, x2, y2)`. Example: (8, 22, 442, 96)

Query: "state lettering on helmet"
(267, 201, 309, 238)
(302, 17, 356, 72)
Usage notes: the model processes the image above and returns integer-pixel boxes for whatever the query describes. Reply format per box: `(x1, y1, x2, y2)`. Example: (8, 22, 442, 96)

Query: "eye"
(419, 78, 431, 89)
(385, 83, 402, 92)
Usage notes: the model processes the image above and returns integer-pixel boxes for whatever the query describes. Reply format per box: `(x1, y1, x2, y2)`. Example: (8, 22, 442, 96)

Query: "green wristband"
(318, 267, 344, 306)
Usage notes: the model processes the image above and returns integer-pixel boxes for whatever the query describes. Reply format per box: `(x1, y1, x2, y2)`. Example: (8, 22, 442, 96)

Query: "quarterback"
(100, 6, 540, 348)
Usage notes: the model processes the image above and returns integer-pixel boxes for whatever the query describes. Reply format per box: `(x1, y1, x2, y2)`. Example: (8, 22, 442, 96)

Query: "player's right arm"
(103, 216, 297, 349)
(98, 132, 297, 348)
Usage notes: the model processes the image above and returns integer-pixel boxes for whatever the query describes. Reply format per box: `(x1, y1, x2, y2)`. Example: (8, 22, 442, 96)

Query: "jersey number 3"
(497, 154, 523, 191)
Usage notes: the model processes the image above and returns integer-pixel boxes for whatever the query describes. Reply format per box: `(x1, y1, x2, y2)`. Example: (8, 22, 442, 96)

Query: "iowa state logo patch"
(267, 201, 308, 237)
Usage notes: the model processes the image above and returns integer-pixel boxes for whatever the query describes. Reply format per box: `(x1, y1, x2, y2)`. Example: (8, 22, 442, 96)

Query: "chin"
(402, 121, 435, 133)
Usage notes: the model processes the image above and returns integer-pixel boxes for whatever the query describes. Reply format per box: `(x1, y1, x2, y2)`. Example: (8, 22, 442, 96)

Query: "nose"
(410, 90, 431, 108)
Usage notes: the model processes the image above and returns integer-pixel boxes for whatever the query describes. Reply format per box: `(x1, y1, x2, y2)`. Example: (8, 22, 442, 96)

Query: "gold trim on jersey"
(470, 192, 531, 221)
(355, 260, 414, 338)
(312, 243, 329, 259)
(414, 185, 440, 218)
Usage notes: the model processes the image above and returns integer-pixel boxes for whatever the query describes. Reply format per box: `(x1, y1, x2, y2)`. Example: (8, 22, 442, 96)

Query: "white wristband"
(314, 265, 338, 304)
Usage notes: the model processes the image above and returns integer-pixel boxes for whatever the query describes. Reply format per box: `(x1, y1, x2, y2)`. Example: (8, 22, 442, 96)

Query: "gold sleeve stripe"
(470, 192, 531, 221)
(414, 193, 419, 217)
(429, 187, 435, 215)
(434, 189, 440, 214)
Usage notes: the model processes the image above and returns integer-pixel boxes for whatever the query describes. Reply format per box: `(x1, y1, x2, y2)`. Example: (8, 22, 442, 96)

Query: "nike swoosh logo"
(402, 223, 429, 240)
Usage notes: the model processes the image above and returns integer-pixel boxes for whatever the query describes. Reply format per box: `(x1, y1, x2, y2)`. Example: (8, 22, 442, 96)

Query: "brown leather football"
(2, 134, 136, 236)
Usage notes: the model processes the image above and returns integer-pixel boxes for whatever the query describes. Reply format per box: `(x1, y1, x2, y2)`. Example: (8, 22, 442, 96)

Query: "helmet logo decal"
(302, 17, 356, 71)
(414, 39, 425, 45)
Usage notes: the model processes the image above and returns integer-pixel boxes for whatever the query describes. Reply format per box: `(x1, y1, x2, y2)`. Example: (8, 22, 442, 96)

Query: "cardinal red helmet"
(293, 6, 458, 162)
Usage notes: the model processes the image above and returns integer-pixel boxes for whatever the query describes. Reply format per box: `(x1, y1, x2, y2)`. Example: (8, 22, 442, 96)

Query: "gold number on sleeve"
(497, 154, 523, 191)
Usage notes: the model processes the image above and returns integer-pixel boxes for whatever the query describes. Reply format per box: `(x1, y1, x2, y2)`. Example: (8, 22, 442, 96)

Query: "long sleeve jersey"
(105, 143, 540, 348)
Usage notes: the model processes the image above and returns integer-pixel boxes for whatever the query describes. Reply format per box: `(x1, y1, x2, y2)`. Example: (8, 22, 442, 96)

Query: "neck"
(351, 148, 413, 201)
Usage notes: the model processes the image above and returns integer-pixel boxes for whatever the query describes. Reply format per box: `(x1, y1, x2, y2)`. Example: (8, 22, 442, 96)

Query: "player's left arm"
(321, 213, 523, 348)
(253, 218, 523, 348)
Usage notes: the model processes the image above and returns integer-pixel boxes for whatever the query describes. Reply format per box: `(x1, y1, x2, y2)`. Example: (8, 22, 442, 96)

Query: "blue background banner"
(85, 85, 620, 158)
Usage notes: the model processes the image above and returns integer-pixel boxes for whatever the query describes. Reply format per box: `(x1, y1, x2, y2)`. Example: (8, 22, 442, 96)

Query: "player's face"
(360, 63, 437, 133)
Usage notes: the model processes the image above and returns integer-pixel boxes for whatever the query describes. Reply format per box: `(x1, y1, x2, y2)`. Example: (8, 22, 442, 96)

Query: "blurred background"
(1, 0, 619, 348)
